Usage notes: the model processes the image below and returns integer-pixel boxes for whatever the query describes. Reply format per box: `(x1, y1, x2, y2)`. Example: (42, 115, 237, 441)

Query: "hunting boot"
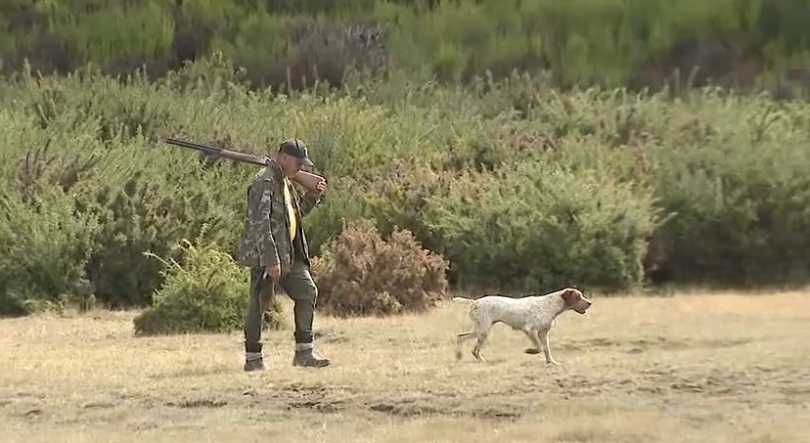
(244, 342, 265, 372)
(292, 343, 330, 368)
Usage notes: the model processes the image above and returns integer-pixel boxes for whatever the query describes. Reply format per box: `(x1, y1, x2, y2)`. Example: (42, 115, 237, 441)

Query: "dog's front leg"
(538, 329, 559, 365)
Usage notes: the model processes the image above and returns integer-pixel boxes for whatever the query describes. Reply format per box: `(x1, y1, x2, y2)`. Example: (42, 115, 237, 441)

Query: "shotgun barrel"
(163, 137, 269, 167)
(161, 137, 327, 192)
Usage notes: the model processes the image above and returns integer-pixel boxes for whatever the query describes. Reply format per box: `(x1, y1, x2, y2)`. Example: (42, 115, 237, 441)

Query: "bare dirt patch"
(3, 291, 810, 443)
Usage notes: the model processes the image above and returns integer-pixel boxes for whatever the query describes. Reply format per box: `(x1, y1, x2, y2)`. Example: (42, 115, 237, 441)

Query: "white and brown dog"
(453, 287, 592, 364)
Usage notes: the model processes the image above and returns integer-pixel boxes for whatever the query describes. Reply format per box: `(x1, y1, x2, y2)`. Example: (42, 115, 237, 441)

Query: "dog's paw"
(524, 347, 542, 355)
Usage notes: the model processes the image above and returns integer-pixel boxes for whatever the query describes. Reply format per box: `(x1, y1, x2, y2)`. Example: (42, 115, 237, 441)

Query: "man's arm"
(247, 178, 280, 267)
(297, 190, 321, 217)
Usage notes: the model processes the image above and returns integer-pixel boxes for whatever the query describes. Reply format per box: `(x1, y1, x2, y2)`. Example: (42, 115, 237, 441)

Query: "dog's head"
(561, 288, 591, 314)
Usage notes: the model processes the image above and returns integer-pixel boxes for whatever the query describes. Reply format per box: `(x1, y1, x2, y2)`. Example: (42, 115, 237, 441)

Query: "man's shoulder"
(252, 167, 271, 182)
(250, 163, 283, 187)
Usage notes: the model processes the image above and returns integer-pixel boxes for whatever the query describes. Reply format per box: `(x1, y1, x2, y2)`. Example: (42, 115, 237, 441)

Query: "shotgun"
(161, 137, 326, 192)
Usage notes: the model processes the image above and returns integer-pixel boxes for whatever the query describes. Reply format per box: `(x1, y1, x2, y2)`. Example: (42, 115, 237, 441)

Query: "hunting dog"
(453, 287, 592, 364)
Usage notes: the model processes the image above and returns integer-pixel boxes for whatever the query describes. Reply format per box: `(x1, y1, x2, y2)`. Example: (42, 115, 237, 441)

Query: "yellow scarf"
(283, 178, 297, 242)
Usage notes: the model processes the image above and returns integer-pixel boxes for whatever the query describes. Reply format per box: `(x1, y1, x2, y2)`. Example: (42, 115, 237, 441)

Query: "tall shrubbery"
(2, 60, 810, 321)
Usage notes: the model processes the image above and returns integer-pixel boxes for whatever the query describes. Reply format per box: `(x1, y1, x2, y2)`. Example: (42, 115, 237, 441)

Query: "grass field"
(2, 290, 809, 443)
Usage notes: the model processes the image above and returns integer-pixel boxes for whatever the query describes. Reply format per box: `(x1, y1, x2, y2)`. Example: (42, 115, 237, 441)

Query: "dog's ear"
(561, 288, 579, 304)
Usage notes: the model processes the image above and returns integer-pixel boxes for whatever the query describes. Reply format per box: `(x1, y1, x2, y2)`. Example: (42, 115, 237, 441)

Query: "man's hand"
(314, 179, 327, 194)
(265, 264, 281, 282)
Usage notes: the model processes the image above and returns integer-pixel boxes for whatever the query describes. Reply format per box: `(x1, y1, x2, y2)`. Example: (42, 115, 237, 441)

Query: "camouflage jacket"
(233, 158, 320, 271)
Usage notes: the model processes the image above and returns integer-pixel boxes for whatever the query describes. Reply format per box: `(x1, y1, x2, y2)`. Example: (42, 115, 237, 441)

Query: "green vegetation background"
(2, 0, 810, 325)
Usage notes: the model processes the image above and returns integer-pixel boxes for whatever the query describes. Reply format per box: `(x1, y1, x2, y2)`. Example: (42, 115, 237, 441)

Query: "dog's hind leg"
(455, 331, 476, 360)
(522, 329, 544, 355)
(471, 327, 491, 362)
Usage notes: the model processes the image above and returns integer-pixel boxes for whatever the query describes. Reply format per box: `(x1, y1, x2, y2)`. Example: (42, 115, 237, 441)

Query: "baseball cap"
(278, 138, 314, 167)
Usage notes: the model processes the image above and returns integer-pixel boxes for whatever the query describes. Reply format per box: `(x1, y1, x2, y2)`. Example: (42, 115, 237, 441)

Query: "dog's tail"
(452, 296, 473, 303)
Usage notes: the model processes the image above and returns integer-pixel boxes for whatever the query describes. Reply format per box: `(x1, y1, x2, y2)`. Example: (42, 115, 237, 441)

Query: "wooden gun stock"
(291, 170, 326, 192)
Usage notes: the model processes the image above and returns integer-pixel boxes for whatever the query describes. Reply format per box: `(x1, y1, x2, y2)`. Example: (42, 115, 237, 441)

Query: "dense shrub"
(3, 70, 245, 308)
(133, 230, 286, 336)
(311, 219, 450, 317)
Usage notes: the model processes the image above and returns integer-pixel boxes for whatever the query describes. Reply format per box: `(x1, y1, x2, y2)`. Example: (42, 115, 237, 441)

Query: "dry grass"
(2, 290, 810, 443)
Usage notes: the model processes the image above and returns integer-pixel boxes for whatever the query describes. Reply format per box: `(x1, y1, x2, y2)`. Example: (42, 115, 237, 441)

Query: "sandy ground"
(2, 290, 809, 443)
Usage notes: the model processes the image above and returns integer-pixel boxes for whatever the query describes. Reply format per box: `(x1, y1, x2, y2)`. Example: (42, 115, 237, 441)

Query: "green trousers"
(244, 258, 318, 353)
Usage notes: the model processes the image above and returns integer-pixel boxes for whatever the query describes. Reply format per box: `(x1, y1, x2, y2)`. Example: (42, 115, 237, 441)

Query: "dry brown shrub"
(311, 218, 450, 318)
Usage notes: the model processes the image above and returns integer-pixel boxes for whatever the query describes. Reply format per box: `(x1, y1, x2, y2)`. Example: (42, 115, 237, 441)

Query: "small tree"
(311, 218, 450, 318)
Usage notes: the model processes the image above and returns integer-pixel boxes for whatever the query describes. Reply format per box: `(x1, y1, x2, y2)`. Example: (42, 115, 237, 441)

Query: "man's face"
(278, 153, 303, 177)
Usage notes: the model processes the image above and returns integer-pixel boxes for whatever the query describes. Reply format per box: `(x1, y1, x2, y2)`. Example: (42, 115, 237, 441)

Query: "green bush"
(0, 185, 98, 316)
(133, 229, 286, 336)
(422, 162, 660, 292)
(641, 93, 810, 286)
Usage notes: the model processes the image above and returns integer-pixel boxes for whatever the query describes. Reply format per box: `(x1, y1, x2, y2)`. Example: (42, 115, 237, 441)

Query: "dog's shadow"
(454, 356, 511, 365)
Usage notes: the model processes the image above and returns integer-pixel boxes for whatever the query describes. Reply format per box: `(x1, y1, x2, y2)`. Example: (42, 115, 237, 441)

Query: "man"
(233, 138, 330, 371)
